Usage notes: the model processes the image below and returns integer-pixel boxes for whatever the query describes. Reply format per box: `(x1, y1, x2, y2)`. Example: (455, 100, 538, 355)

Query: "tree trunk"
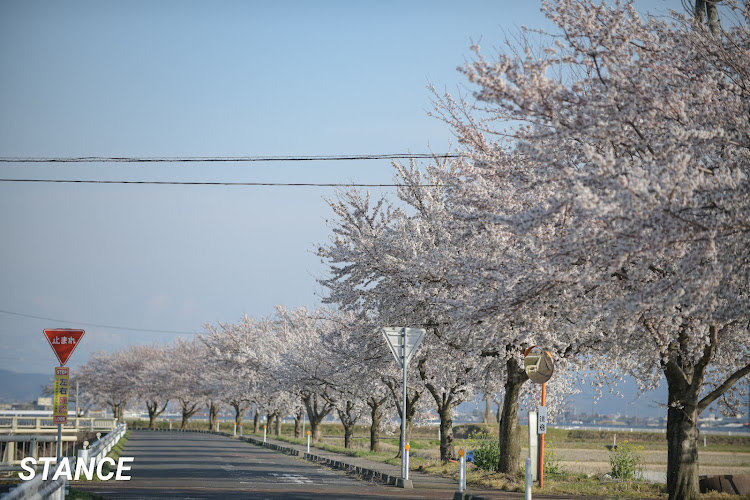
(367, 397, 385, 452)
(275, 413, 282, 436)
(147, 400, 167, 429)
(208, 401, 220, 431)
(294, 409, 304, 438)
(266, 412, 276, 435)
(437, 404, 455, 461)
(231, 400, 249, 427)
(419, 356, 458, 461)
(659, 325, 750, 500)
(396, 391, 420, 458)
(343, 421, 354, 448)
(694, 0, 719, 34)
(497, 356, 527, 475)
(110, 401, 125, 422)
(253, 408, 260, 433)
(302, 392, 334, 443)
(336, 401, 358, 449)
(666, 400, 700, 500)
(179, 399, 200, 430)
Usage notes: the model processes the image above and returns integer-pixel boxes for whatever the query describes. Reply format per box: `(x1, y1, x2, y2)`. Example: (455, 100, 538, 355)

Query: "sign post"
(43, 329, 85, 462)
(382, 327, 425, 488)
(524, 346, 554, 489)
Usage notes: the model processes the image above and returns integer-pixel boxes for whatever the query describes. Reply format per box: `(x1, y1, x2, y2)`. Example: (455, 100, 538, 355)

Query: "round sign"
(523, 346, 554, 384)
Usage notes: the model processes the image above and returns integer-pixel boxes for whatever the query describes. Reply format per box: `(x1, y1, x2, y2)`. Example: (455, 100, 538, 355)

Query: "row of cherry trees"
(74, 2, 748, 500)
(74, 307, 506, 458)
(318, 2, 750, 500)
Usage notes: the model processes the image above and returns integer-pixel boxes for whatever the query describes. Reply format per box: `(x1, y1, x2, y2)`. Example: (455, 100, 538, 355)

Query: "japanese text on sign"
(53, 367, 69, 424)
(537, 405, 547, 435)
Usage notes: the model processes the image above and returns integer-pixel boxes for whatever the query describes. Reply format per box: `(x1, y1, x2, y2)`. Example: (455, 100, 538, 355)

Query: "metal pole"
(76, 381, 79, 417)
(525, 457, 533, 500)
(458, 449, 466, 492)
(540, 382, 546, 488)
(404, 443, 410, 481)
(56, 424, 62, 463)
(401, 328, 407, 480)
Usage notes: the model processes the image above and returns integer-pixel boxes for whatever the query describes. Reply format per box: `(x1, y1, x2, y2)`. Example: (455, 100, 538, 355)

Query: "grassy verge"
(233, 423, 750, 499)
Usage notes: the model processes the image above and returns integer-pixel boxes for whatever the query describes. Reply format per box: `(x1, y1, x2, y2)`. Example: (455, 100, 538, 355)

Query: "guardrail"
(0, 422, 127, 500)
(0, 462, 68, 500)
(0, 417, 118, 434)
(77, 422, 127, 466)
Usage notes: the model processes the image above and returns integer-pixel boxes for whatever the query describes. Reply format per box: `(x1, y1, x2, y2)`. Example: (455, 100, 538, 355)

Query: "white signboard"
(537, 406, 548, 435)
(382, 327, 425, 368)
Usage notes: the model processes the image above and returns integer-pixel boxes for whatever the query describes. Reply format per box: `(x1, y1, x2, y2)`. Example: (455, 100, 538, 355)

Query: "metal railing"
(1, 435, 77, 470)
(0, 417, 117, 434)
(77, 422, 127, 466)
(0, 462, 67, 500)
(0, 422, 128, 500)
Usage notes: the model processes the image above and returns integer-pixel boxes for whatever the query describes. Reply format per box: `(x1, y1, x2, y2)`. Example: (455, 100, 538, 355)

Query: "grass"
(218, 421, 749, 499)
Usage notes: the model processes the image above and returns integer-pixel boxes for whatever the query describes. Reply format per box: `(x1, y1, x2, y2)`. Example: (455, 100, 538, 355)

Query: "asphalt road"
(75, 430, 469, 500)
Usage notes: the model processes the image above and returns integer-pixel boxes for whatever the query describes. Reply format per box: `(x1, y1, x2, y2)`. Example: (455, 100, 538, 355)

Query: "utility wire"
(0, 179, 441, 187)
(0, 153, 456, 186)
(0, 308, 197, 335)
(0, 153, 462, 163)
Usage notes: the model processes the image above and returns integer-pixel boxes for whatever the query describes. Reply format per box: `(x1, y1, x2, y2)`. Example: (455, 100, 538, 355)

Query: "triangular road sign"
(43, 328, 85, 366)
(382, 327, 425, 368)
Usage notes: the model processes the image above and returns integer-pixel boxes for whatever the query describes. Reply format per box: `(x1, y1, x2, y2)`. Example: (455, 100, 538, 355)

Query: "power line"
(0, 153, 462, 163)
(0, 308, 197, 335)
(0, 179, 441, 187)
(0, 153, 456, 187)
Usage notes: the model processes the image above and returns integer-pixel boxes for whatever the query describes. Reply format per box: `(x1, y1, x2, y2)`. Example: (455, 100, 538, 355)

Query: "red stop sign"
(43, 329, 85, 366)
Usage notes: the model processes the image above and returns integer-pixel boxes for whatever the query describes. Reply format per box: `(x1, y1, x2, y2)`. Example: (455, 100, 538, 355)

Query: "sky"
(1, 0, 689, 417)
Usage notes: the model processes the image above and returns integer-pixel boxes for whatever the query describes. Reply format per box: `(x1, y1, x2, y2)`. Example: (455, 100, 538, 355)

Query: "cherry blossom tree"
(318, 163, 506, 461)
(202, 318, 267, 429)
(166, 337, 208, 429)
(438, 1, 750, 497)
(78, 349, 137, 421)
(129, 344, 172, 429)
(272, 306, 342, 443)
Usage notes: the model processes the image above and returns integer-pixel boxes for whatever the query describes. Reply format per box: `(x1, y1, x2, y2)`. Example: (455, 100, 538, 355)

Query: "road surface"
(75, 430, 469, 499)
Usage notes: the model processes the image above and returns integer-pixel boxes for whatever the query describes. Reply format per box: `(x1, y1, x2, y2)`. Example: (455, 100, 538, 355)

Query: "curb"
(301, 451, 400, 486)
(239, 435, 397, 485)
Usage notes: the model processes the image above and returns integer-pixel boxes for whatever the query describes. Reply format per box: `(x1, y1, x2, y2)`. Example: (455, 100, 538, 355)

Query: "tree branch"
(698, 362, 750, 414)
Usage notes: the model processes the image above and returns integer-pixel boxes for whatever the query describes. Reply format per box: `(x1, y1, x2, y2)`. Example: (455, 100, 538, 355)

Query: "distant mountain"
(0, 370, 52, 403)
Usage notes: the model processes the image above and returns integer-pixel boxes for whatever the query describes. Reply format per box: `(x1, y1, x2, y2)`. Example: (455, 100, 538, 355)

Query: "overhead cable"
(0, 153, 462, 164)
(0, 308, 197, 335)
(0, 179, 441, 187)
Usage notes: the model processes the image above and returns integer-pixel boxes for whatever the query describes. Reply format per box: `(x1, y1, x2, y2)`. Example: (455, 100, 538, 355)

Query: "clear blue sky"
(1, 0, 682, 416)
